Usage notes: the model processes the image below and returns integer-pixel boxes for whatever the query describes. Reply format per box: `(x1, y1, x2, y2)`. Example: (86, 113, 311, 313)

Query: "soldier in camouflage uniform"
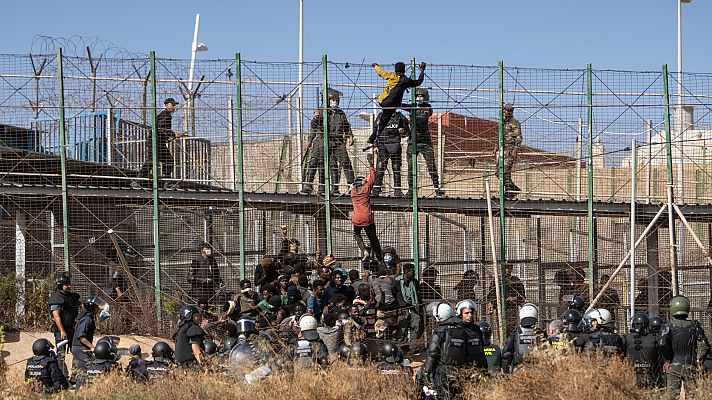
(301, 88, 355, 195)
(499, 103, 522, 199)
(326, 89, 355, 195)
(401, 88, 444, 197)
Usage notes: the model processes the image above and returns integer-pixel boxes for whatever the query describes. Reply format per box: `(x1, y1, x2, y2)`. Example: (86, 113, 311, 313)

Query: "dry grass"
(8, 349, 712, 400)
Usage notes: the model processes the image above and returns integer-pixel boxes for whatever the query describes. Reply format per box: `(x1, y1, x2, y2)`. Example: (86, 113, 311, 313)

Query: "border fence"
(2, 49, 712, 339)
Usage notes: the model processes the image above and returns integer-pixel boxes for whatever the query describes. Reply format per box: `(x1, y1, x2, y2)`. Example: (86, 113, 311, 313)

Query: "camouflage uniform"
(302, 107, 354, 194)
(402, 98, 442, 196)
(499, 105, 522, 198)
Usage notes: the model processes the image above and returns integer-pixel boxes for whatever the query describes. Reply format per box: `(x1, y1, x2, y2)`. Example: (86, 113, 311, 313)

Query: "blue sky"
(3, 1, 712, 72)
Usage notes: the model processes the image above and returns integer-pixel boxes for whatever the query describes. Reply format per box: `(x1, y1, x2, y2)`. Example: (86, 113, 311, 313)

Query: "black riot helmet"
(152, 341, 174, 360)
(564, 309, 583, 332)
(649, 316, 665, 334)
(55, 274, 71, 289)
(478, 322, 493, 340)
(179, 305, 199, 321)
(631, 313, 649, 335)
(203, 339, 218, 355)
(32, 339, 53, 357)
(381, 341, 402, 363)
(82, 295, 103, 313)
(568, 296, 586, 312)
(222, 337, 239, 353)
(350, 342, 368, 363)
(337, 343, 350, 361)
(93, 340, 114, 361)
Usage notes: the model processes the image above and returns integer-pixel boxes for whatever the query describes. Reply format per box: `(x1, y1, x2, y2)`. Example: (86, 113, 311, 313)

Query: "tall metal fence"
(2, 50, 712, 337)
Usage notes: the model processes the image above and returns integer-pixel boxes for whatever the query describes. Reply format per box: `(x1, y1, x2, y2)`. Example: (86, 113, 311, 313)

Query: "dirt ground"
(1, 330, 169, 382)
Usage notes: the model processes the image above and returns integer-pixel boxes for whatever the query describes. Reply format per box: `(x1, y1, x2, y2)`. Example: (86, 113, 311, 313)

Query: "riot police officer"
(338, 342, 368, 368)
(25, 338, 69, 393)
(421, 302, 486, 399)
(659, 295, 711, 400)
(173, 305, 206, 368)
(75, 340, 119, 389)
(478, 322, 502, 373)
(625, 313, 661, 388)
(377, 341, 413, 376)
(48, 273, 80, 378)
(502, 303, 544, 373)
(367, 110, 411, 197)
(228, 317, 273, 377)
(290, 315, 329, 368)
(455, 299, 487, 369)
(586, 308, 625, 356)
(71, 296, 104, 374)
(143, 341, 175, 380)
(562, 309, 588, 352)
(400, 87, 443, 197)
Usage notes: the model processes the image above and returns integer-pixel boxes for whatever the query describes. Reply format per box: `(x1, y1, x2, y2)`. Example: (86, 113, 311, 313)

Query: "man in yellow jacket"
(372, 61, 426, 143)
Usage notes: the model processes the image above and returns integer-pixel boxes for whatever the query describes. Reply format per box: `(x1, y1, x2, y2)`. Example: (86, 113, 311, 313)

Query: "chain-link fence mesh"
(2, 51, 712, 342)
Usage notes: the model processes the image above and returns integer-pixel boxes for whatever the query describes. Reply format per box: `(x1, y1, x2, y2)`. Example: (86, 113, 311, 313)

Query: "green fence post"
(586, 64, 594, 301)
(410, 58, 420, 279)
(497, 61, 507, 336)
(149, 52, 162, 322)
(322, 54, 333, 256)
(56, 48, 70, 273)
(235, 53, 246, 280)
(663, 64, 678, 295)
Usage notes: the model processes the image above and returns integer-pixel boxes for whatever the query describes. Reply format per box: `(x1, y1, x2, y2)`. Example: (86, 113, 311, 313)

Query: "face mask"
(99, 309, 111, 322)
(329, 101, 338, 108)
(416, 97, 425, 104)
(384, 255, 393, 263)
(204, 249, 212, 256)
(341, 319, 349, 326)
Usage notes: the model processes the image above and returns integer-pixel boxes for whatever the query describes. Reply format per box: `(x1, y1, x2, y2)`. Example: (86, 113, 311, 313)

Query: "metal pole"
(297, 0, 304, 183)
(630, 139, 637, 319)
(321, 54, 332, 256)
(586, 64, 595, 301)
(497, 61, 507, 336)
(228, 97, 236, 190)
(646, 120, 653, 203)
(187, 13, 200, 135)
(56, 48, 70, 273)
(235, 53, 246, 279)
(485, 179, 504, 345)
(410, 58, 420, 278)
(149, 51, 162, 322)
(663, 65, 679, 296)
(15, 210, 26, 316)
(577, 116, 583, 201)
(677, 0, 685, 203)
(437, 114, 444, 187)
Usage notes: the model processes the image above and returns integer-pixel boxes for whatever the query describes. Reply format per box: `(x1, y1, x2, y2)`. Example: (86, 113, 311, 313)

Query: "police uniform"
(25, 353, 68, 393)
(499, 110, 522, 196)
(368, 111, 411, 196)
(75, 358, 116, 389)
(401, 100, 441, 195)
(624, 331, 661, 388)
(422, 316, 487, 400)
(291, 330, 329, 368)
(660, 318, 711, 399)
(482, 341, 503, 373)
(501, 324, 543, 373)
(47, 288, 80, 378)
(71, 309, 96, 372)
(142, 358, 174, 380)
(174, 320, 206, 368)
(587, 329, 625, 356)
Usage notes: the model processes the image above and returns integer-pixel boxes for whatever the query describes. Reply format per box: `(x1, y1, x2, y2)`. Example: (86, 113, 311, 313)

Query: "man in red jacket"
(351, 152, 382, 262)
